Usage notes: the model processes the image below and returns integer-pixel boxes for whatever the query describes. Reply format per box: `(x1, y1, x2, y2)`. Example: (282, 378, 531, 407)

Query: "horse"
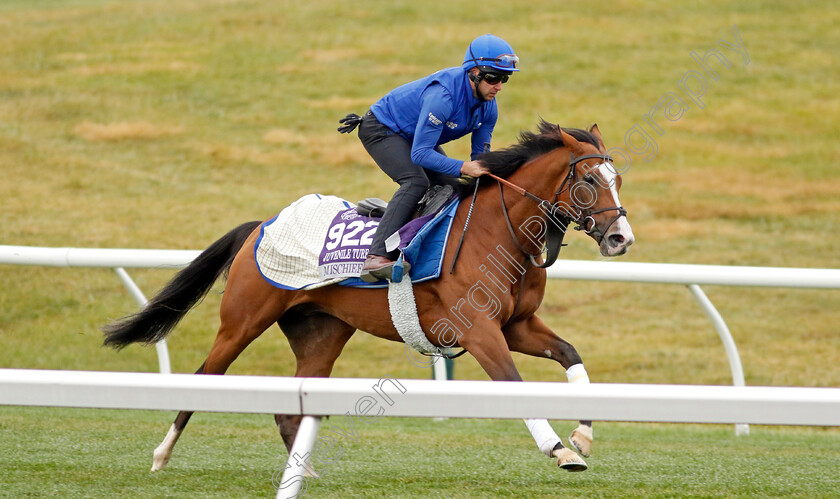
(103, 120, 634, 475)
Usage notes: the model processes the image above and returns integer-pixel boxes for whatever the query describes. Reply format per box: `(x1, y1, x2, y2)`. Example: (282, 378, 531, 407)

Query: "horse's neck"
(506, 148, 570, 201)
(463, 149, 570, 264)
(494, 146, 570, 226)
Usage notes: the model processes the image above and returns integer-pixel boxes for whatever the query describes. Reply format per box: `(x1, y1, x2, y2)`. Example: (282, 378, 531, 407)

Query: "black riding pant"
(358, 110, 449, 258)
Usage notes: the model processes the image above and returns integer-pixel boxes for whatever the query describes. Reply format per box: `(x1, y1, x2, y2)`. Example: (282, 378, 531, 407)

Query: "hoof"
(569, 425, 593, 458)
(151, 447, 170, 472)
(303, 467, 320, 479)
(552, 447, 588, 472)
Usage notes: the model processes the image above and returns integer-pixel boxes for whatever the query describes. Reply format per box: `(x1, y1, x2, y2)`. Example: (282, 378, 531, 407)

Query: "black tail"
(103, 221, 262, 349)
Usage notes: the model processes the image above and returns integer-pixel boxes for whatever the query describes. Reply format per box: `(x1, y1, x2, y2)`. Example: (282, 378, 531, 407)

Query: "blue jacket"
(370, 66, 498, 177)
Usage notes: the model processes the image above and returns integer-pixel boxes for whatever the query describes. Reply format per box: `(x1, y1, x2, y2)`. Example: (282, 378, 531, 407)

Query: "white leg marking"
(524, 418, 562, 457)
(151, 424, 181, 472)
(566, 364, 593, 457)
(565, 363, 590, 384)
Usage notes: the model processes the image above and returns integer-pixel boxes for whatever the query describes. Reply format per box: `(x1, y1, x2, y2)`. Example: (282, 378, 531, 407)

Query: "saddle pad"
(254, 193, 459, 290)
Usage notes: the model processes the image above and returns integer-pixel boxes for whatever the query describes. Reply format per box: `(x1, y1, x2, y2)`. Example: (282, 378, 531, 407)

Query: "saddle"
(356, 184, 456, 220)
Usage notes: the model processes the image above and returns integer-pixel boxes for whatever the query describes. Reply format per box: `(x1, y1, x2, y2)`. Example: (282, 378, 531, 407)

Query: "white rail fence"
(2, 369, 839, 499)
(0, 246, 202, 375)
(544, 261, 840, 435)
(2, 245, 840, 435)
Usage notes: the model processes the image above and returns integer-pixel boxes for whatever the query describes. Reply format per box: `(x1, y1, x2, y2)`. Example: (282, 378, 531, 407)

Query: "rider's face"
(478, 78, 503, 101)
(470, 69, 505, 101)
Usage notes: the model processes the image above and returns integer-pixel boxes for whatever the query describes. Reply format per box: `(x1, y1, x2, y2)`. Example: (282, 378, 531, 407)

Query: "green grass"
(2, 406, 839, 498)
(1, 0, 839, 497)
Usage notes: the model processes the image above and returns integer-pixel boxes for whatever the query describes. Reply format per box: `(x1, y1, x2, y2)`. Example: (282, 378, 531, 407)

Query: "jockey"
(338, 33, 520, 282)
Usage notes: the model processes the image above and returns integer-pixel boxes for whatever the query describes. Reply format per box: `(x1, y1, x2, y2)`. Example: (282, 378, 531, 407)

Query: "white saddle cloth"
(255, 194, 354, 290)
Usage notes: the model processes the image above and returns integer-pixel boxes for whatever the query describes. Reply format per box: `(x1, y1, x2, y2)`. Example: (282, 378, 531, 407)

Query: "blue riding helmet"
(462, 34, 520, 73)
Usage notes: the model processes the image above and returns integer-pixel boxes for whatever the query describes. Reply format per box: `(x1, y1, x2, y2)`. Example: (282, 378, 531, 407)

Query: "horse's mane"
(451, 120, 600, 198)
(480, 120, 600, 179)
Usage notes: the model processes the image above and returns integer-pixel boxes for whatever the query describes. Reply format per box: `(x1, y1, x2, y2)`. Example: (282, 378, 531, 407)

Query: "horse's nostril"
(608, 234, 625, 246)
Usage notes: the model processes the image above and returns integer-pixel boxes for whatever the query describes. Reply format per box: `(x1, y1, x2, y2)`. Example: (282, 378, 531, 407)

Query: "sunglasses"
(481, 72, 510, 85)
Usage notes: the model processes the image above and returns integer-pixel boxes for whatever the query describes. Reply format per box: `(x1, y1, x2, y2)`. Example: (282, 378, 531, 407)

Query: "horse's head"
(554, 125, 635, 257)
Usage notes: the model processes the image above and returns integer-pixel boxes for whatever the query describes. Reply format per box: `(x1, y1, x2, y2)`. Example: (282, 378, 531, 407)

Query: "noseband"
(489, 152, 627, 268)
(553, 153, 628, 241)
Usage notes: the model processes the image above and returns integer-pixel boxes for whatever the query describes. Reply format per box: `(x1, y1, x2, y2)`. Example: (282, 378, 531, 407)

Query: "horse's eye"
(584, 176, 595, 185)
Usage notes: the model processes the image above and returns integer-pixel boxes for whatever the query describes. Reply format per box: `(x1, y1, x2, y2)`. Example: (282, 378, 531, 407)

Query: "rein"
(495, 180, 569, 268)
(489, 152, 626, 268)
(449, 176, 481, 274)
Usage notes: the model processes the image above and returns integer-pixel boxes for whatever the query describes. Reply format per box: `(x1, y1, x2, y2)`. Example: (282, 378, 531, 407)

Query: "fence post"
(687, 284, 749, 436)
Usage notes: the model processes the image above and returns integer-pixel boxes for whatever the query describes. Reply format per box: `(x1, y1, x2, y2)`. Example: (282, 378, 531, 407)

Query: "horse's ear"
(559, 128, 584, 154)
(589, 123, 606, 151)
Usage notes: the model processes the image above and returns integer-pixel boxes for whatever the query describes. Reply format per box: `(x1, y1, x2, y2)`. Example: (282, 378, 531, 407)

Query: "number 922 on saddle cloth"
(254, 193, 459, 289)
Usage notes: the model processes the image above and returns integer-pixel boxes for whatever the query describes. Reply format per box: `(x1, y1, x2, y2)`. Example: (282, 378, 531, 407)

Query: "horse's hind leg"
(151, 312, 279, 471)
(274, 312, 355, 455)
(151, 363, 204, 471)
(151, 254, 287, 471)
(151, 319, 280, 470)
(504, 314, 594, 459)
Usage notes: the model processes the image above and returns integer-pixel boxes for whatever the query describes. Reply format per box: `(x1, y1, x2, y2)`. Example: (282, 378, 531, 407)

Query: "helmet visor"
(489, 54, 519, 69)
(470, 53, 518, 69)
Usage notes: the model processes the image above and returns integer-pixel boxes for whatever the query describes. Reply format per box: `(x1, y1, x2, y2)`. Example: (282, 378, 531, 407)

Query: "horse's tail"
(102, 220, 263, 349)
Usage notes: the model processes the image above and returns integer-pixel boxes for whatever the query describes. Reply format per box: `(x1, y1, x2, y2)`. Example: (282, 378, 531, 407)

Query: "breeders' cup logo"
(342, 209, 361, 220)
(445, 121, 459, 130)
(428, 112, 442, 126)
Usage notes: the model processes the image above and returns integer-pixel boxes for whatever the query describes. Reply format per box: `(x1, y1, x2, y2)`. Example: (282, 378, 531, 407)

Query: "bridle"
(489, 152, 627, 268)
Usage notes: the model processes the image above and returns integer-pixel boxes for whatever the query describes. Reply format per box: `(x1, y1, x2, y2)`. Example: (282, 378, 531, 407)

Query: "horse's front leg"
(458, 323, 586, 472)
(503, 314, 593, 460)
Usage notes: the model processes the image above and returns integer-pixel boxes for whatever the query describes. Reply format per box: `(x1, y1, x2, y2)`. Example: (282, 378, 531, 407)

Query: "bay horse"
(103, 120, 634, 474)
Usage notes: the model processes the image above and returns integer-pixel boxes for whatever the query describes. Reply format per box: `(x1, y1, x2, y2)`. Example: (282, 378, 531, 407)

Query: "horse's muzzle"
(599, 216, 634, 257)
